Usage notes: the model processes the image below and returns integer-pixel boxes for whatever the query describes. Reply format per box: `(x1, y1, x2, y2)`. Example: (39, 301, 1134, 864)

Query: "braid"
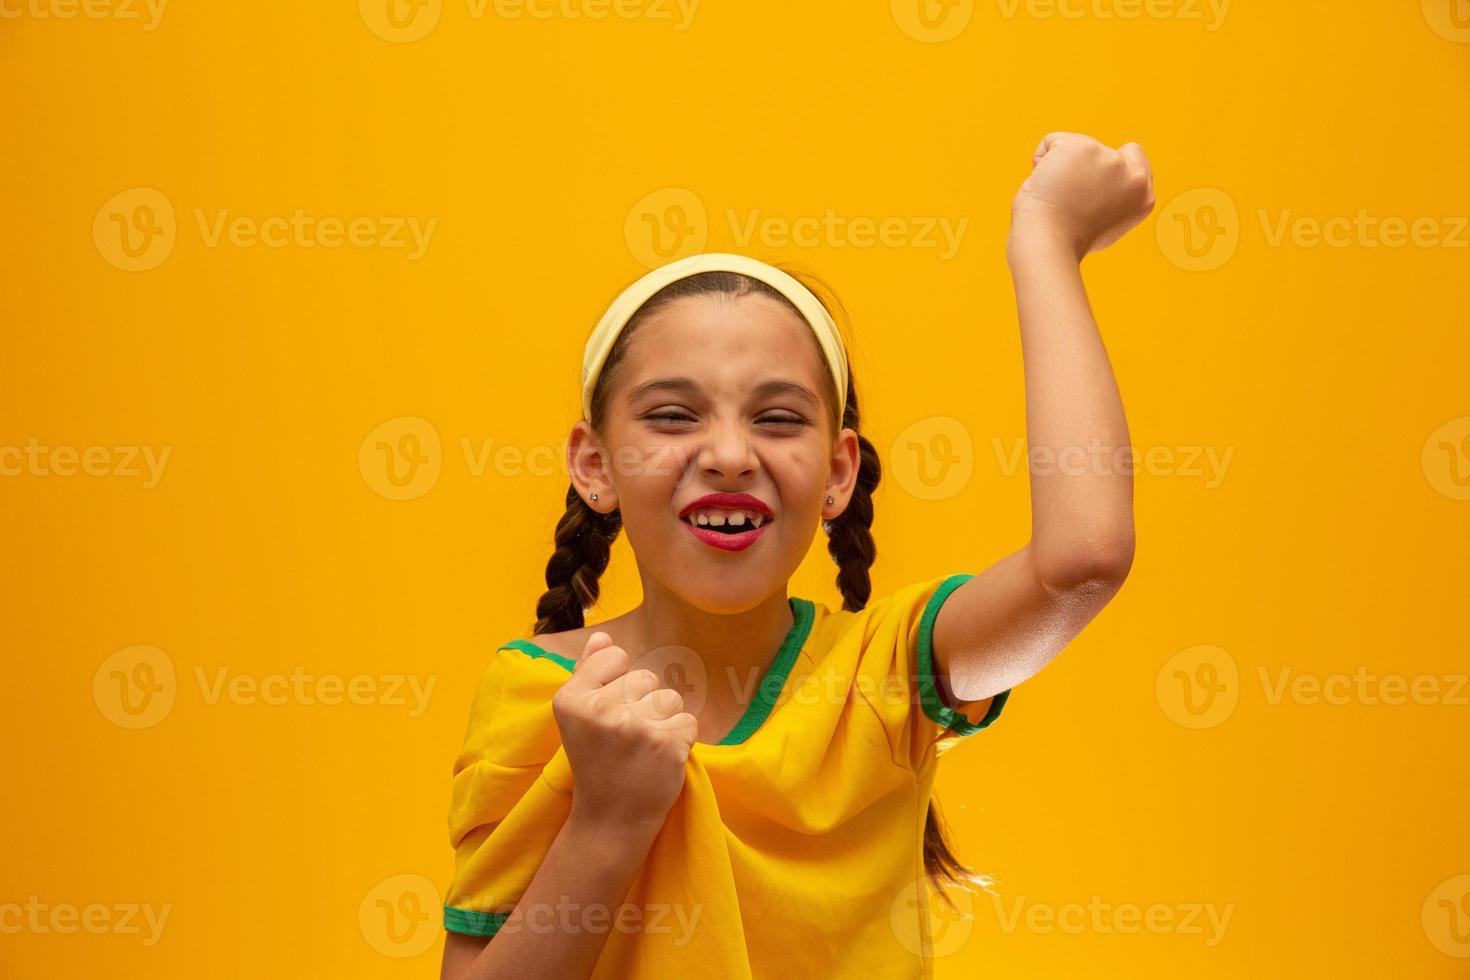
(533, 482, 622, 635)
(824, 383, 880, 613)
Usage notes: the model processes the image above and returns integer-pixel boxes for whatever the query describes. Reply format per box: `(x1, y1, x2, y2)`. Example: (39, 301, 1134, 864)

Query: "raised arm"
(931, 133, 1154, 712)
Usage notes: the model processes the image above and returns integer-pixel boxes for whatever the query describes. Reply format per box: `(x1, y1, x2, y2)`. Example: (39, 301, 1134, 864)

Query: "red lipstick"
(678, 492, 774, 553)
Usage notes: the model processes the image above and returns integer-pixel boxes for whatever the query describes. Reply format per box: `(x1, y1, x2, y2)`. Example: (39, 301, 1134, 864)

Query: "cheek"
(610, 441, 689, 515)
(609, 440, 676, 483)
(770, 449, 826, 509)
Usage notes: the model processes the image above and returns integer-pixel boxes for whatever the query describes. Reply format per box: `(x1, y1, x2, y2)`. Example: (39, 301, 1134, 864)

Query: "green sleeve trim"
(916, 573, 1011, 736)
(444, 904, 510, 937)
(498, 596, 816, 747)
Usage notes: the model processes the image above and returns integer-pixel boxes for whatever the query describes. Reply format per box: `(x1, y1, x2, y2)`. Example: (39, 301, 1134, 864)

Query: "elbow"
(1033, 529, 1135, 595)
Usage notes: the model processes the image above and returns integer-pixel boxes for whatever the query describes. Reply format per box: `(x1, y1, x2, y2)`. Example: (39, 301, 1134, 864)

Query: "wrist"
(568, 803, 667, 843)
(1007, 212, 1083, 265)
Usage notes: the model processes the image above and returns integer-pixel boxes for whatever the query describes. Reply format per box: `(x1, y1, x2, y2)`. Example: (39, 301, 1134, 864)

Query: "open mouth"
(680, 512, 772, 535)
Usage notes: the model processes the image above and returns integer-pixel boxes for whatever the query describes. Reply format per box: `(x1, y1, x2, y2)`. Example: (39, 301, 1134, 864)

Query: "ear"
(567, 420, 617, 513)
(823, 426, 861, 519)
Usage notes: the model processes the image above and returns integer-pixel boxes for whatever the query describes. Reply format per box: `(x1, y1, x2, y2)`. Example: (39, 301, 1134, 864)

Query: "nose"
(695, 414, 758, 482)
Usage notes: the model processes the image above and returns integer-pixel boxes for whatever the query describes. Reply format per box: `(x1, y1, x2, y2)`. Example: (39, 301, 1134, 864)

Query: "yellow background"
(3, 1, 1468, 976)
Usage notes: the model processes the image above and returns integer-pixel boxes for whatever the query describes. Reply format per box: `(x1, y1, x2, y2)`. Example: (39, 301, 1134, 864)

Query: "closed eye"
(643, 411, 809, 427)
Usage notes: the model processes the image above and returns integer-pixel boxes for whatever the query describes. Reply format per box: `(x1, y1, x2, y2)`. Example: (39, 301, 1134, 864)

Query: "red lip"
(678, 492, 774, 520)
(683, 520, 770, 552)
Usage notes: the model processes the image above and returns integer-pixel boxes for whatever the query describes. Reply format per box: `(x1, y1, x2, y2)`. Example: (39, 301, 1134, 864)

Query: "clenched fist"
(1010, 132, 1155, 259)
(552, 631, 701, 831)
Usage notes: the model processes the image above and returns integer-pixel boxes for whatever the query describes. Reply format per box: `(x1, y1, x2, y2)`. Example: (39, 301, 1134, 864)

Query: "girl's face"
(569, 292, 860, 614)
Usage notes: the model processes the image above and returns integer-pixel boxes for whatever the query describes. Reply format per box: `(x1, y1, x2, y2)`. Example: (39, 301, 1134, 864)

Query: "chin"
(662, 571, 788, 617)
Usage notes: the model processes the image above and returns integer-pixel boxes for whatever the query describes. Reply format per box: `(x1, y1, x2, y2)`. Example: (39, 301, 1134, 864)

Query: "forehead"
(619, 292, 829, 401)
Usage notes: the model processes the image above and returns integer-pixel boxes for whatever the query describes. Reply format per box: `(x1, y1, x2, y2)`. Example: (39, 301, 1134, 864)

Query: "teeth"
(687, 508, 768, 528)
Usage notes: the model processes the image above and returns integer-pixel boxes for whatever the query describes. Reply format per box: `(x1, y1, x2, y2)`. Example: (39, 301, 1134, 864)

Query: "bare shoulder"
(524, 616, 630, 666)
(524, 627, 591, 664)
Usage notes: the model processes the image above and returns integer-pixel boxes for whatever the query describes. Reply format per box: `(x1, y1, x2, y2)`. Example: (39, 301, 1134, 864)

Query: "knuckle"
(627, 668, 660, 688)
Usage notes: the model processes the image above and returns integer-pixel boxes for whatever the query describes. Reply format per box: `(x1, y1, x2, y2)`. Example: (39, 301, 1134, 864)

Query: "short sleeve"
(442, 644, 576, 937)
(856, 572, 1011, 773)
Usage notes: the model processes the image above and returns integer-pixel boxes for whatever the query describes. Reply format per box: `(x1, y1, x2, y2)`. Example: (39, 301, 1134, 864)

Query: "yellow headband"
(580, 252, 848, 422)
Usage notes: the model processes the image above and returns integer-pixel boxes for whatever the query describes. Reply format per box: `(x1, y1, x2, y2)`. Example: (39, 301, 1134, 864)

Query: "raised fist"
(1010, 132, 1155, 258)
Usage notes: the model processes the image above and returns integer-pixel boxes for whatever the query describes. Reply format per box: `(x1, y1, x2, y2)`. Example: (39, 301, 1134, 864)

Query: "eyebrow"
(626, 376, 820, 408)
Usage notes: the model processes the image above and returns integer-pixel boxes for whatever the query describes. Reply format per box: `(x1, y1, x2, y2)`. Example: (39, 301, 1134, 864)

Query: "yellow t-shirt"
(442, 571, 1012, 978)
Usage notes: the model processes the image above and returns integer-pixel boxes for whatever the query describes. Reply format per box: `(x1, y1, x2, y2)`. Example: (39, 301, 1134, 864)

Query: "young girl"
(440, 132, 1153, 979)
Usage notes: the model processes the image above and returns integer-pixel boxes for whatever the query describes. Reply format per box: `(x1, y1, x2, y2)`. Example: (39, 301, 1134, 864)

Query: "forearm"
(1007, 223, 1135, 589)
(449, 813, 663, 980)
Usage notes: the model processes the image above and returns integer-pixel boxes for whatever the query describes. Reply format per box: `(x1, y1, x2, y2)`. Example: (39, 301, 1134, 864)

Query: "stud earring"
(823, 495, 835, 535)
(826, 495, 834, 504)
(590, 493, 598, 502)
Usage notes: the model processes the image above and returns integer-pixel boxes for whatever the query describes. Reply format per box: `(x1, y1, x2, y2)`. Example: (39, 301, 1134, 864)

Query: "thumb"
(566, 631, 625, 689)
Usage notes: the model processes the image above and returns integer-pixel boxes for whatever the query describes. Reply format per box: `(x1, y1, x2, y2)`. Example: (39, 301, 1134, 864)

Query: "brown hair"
(534, 264, 990, 908)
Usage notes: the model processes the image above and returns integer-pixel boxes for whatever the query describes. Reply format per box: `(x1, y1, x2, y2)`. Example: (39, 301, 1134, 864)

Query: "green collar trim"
(501, 596, 816, 747)
(917, 573, 1009, 735)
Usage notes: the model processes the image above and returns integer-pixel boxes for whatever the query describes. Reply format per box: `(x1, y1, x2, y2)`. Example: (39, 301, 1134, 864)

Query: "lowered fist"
(1010, 132, 1155, 259)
